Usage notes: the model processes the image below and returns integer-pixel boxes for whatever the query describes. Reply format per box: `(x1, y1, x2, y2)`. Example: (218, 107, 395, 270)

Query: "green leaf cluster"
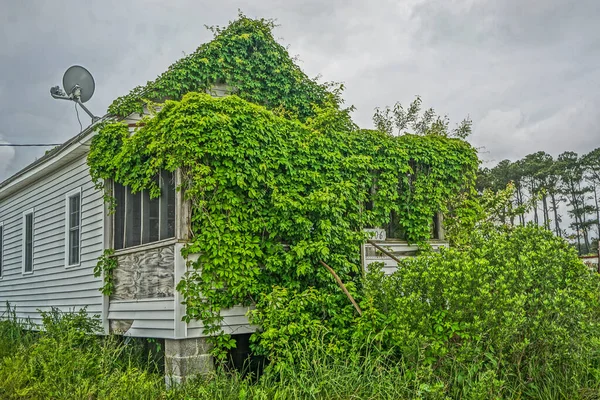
(92, 249, 117, 296)
(359, 225, 600, 397)
(107, 12, 341, 122)
(88, 15, 478, 362)
(88, 91, 476, 360)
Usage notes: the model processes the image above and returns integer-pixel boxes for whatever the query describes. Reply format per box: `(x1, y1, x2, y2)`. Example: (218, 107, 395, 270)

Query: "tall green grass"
(0, 310, 441, 399)
(0, 303, 36, 359)
(0, 306, 166, 400)
(2, 305, 600, 399)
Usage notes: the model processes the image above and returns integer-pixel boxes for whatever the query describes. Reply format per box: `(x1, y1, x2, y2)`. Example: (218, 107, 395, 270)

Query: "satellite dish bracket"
(75, 98, 100, 123)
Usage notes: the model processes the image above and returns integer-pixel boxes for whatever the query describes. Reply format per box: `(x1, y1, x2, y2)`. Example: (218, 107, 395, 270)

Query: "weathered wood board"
(111, 245, 175, 300)
(361, 240, 448, 275)
(581, 255, 599, 272)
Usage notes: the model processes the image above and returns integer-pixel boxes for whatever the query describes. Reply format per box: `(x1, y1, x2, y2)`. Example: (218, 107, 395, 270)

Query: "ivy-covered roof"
(108, 14, 338, 120)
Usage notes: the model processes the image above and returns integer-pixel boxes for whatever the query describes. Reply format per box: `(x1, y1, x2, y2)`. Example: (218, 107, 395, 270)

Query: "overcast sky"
(1, 0, 599, 181)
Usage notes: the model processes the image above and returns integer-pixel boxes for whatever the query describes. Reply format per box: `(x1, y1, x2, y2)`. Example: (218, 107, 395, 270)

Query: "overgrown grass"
(0, 309, 444, 399)
(0, 306, 166, 400)
(3, 304, 600, 399)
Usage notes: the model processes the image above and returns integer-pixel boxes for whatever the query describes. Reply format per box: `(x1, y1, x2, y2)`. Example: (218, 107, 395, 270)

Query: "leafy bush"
(0, 307, 165, 400)
(358, 225, 600, 398)
(249, 286, 357, 370)
(89, 15, 479, 359)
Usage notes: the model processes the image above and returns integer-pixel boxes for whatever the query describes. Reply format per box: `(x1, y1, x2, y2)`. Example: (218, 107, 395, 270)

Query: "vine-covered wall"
(88, 14, 479, 359)
(107, 13, 342, 122)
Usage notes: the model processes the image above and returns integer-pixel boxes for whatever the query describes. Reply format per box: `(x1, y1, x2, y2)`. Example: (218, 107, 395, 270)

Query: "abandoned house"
(0, 19, 451, 383)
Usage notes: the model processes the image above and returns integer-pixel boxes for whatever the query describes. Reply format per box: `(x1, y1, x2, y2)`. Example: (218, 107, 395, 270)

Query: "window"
(0, 221, 3, 278)
(22, 209, 34, 273)
(383, 211, 443, 241)
(113, 170, 176, 250)
(432, 212, 444, 240)
(66, 190, 82, 266)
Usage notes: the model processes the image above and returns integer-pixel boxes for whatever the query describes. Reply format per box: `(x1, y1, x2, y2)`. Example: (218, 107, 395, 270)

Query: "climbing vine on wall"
(92, 249, 117, 296)
(107, 12, 342, 122)
(88, 15, 479, 361)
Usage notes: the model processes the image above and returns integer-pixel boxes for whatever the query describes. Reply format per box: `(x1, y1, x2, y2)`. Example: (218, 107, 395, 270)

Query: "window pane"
(114, 183, 125, 250)
(148, 196, 160, 242)
(431, 214, 439, 240)
(386, 210, 406, 240)
(167, 178, 175, 238)
(142, 176, 160, 244)
(67, 194, 81, 265)
(25, 213, 33, 272)
(159, 170, 176, 240)
(114, 171, 177, 250)
(126, 188, 141, 247)
(69, 229, 80, 264)
(69, 195, 80, 229)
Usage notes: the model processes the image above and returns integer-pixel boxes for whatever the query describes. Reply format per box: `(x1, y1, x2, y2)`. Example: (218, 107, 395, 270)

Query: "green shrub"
(359, 224, 600, 398)
(0, 308, 165, 400)
(249, 286, 357, 371)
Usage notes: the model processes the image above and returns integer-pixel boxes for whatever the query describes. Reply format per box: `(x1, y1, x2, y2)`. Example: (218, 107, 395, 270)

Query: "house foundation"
(165, 337, 214, 385)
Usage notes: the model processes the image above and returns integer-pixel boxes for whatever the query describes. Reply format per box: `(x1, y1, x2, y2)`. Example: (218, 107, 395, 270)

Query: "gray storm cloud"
(1, 0, 599, 181)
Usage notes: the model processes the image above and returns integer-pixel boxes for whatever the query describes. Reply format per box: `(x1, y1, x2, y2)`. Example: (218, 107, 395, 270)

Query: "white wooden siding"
(106, 243, 256, 339)
(187, 305, 256, 337)
(108, 298, 175, 338)
(361, 240, 449, 275)
(0, 155, 104, 326)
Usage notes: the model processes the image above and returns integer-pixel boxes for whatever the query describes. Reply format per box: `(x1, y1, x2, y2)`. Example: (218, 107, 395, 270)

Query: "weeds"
(3, 304, 600, 399)
(0, 306, 165, 400)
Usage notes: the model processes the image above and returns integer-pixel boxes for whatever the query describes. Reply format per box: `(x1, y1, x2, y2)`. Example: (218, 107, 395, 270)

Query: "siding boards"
(187, 305, 255, 338)
(0, 154, 104, 326)
(361, 240, 448, 275)
(1, 163, 90, 210)
(107, 299, 175, 338)
(110, 299, 174, 312)
(5, 276, 100, 292)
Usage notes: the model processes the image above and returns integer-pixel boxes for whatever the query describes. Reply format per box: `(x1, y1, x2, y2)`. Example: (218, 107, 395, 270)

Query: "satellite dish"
(62, 65, 95, 103)
(50, 65, 100, 123)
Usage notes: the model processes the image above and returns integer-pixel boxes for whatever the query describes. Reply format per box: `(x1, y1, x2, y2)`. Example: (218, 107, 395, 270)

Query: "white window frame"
(65, 188, 82, 268)
(22, 208, 34, 275)
(0, 220, 4, 279)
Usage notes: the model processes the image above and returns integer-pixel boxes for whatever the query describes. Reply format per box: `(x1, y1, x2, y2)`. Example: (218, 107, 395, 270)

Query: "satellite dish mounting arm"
(50, 86, 70, 100)
(50, 84, 100, 123)
(75, 99, 100, 123)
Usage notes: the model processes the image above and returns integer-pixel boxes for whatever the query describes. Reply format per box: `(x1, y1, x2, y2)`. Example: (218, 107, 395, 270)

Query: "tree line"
(477, 149, 600, 255)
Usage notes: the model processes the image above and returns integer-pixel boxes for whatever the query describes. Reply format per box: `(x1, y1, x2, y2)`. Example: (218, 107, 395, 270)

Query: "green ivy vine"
(107, 12, 342, 122)
(87, 15, 479, 362)
(93, 249, 117, 296)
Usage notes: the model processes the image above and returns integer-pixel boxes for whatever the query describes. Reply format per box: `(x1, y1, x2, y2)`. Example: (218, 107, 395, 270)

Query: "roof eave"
(0, 114, 111, 200)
